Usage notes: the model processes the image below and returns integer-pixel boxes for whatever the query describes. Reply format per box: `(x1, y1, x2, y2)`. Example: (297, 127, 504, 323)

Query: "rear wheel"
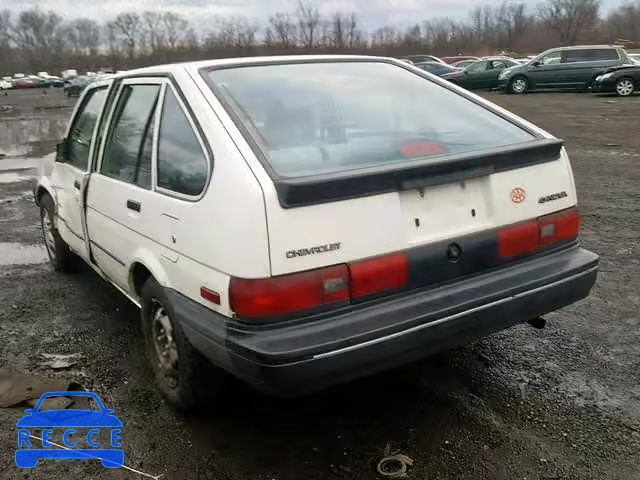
(141, 277, 212, 411)
(615, 77, 635, 97)
(509, 76, 529, 94)
(39, 193, 77, 271)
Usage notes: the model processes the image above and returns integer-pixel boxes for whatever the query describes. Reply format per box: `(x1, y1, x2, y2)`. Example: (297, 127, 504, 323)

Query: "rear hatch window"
(205, 61, 534, 178)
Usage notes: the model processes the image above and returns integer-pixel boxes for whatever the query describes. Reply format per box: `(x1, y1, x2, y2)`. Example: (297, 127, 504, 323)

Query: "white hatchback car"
(34, 56, 599, 409)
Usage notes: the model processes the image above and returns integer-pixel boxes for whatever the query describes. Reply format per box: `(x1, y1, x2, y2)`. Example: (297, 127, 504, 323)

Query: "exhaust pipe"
(527, 317, 547, 330)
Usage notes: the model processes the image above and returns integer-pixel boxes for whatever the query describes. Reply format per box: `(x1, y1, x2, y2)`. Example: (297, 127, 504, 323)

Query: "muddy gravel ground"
(1, 88, 639, 480)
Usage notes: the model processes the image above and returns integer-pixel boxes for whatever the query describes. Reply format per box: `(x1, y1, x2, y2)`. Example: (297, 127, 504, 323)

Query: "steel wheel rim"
(512, 79, 526, 93)
(151, 301, 179, 386)
(41, 210, 56, 260)
(617, 80, 633, 96)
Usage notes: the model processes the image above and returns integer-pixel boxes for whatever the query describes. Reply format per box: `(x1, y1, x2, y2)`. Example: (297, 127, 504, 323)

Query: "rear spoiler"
(274, 138, 563, 208)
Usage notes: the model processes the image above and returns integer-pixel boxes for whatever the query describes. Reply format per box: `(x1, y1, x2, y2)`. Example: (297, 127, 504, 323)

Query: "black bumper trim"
(171, 246, 598, 395)
(313, 264, 596, 360)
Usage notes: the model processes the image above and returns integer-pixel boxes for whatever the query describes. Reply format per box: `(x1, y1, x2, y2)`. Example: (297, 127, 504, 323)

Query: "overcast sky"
(0, 0, 628, 29)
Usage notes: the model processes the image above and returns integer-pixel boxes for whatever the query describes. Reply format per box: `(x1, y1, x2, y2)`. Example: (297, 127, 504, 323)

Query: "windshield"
(207, 62, 534, 178)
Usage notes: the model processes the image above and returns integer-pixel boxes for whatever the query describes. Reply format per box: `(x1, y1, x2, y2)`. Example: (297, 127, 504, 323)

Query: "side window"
(66, 88, 107, 170)
(592, 49, 619, 61)
(540, 51, 562, 65)
(157, 88, 208, 197)
(466, 61, 488, 73)
(491, 61, 508, 70)
(101, 84, 160, 189)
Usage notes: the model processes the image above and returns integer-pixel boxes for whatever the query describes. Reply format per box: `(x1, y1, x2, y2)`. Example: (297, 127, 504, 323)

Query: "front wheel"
(39, 194, 77, 271)
(509, 76, 529, 94)
(615, 77, 635, 97)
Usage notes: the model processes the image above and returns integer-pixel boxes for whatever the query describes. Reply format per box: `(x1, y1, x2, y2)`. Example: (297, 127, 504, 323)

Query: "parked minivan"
(499, 45, 630, 94)
(34, 56, 599, 409)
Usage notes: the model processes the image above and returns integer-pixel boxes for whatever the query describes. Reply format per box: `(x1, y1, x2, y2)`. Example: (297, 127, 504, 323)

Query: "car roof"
(552, 45, 620, 50)
(114, 55, 397, 78)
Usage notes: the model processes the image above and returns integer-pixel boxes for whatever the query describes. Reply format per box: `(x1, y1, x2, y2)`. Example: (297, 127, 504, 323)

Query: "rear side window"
(206, 62, 533, 178)
(565, 49, 618, 63)
(156, 89, 208, 196)
(101, 84, 160, 189)
(66, 88, 107, 170)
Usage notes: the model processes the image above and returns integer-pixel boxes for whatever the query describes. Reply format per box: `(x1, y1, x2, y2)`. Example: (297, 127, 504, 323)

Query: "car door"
(51, 86, 108, 258)
(486, 60, 510, 88)
(85, 78, 163, 288)
(528, 50, 564, 88)
(461, 61, 490, 88)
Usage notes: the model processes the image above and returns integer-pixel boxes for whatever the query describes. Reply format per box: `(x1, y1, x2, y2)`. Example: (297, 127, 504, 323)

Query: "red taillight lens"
(499, 208, 580, 257)
(350, 253, 408, 298)
(498, 221, 539, 257)
(229, 265, 349, 318)
(539, 208, 580, 246)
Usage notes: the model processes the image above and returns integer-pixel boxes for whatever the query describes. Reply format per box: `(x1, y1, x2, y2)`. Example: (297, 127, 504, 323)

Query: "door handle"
(73, 180, 81, 190)
(127, 200, 141, 212)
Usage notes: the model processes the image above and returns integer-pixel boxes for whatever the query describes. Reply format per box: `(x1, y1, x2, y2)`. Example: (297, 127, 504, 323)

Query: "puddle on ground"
(0, 243, 47, 266)
(0, 172, 34, 184)
(0, 115, 68, 156)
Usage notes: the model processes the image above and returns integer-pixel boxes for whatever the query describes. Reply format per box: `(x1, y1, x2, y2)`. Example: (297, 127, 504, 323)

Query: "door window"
(539, 51, 562, 65)
(101, 84, 160, 189)
(66, 88, 107, 170)
(156, 89, 209, 197)
(490, 60, 508, 70)
(466, 61, 489, 73)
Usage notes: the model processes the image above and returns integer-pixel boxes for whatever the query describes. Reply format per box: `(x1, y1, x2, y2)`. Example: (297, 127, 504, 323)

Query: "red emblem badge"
(511, 187, 526, 204)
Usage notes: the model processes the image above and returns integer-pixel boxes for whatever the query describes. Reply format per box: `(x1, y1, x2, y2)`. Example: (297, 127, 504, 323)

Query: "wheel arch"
(34, 177, 56, 207)
(127, 252, 172, 301)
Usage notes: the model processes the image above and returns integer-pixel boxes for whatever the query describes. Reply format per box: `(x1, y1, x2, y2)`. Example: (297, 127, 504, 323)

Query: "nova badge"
(286, 243, 341, 259)
(538, 191, 568, 204)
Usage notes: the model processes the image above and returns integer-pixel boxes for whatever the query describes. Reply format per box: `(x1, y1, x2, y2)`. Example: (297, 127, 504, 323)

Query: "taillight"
(499, 207, 580, 257)
(539, 208, 580, 246)
(229, 253, 408, 319)
(350, 253, 408, 298)
(498, 220, 539, 257)
(229, 265, 349, 318)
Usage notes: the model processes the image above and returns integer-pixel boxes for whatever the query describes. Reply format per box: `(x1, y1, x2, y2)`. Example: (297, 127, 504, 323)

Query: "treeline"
(0, 0, 639, 75)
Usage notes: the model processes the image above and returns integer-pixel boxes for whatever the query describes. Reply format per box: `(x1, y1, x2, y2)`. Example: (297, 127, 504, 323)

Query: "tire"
(141, 277, 208, 411)
(615, 77, 635, 97)
(39, 193, 78, 272)
(509, 76, 529, 94)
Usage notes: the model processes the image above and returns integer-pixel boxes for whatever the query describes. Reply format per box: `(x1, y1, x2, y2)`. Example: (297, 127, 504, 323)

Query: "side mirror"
(55, 140, 68, 163)
(23, 409, 33, 414)
(104, 409, 116, 415)
(531, 61, 542, 67)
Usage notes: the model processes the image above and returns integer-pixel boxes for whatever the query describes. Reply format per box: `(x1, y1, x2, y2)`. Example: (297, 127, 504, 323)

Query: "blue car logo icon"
(15, 391, 123, 468)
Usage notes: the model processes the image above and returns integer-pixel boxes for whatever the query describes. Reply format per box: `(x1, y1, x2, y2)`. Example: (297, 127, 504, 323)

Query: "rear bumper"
(173, 246, 598, 395)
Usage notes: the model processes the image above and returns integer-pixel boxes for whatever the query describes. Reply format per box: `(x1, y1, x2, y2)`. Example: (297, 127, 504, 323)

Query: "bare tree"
(0, 10, 11, 48)
(328, 12, 362, 49)
(163, 12, 189, 50)
(207, 16, 258, 49)
(65, 18, 100, 55)
(141, 11, 166, 55)
(265, 12, 298, 48)
(108, 12, 142, 59)
(538, 0, 600, 45)
(296, 0, 321, 48)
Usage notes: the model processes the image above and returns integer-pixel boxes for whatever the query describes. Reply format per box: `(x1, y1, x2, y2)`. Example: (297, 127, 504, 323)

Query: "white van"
(34, 56, 599, 409)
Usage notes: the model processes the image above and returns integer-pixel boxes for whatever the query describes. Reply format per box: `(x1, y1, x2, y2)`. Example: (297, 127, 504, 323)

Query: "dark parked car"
(450, 59, 478, 69)
(441, 56, 480, 64)
(592, 64, 640, 96)
(413, 61, 462, 77)
(441, 58, 519, 90)
(406, 55, 446, 65)
(64, 76, 91, 96)
(498, 45, 630, 94)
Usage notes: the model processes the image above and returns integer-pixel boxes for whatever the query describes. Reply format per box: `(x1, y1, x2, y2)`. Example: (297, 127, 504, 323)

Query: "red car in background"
(441, 56, 480, 64)
(14, 78, 36, 89)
